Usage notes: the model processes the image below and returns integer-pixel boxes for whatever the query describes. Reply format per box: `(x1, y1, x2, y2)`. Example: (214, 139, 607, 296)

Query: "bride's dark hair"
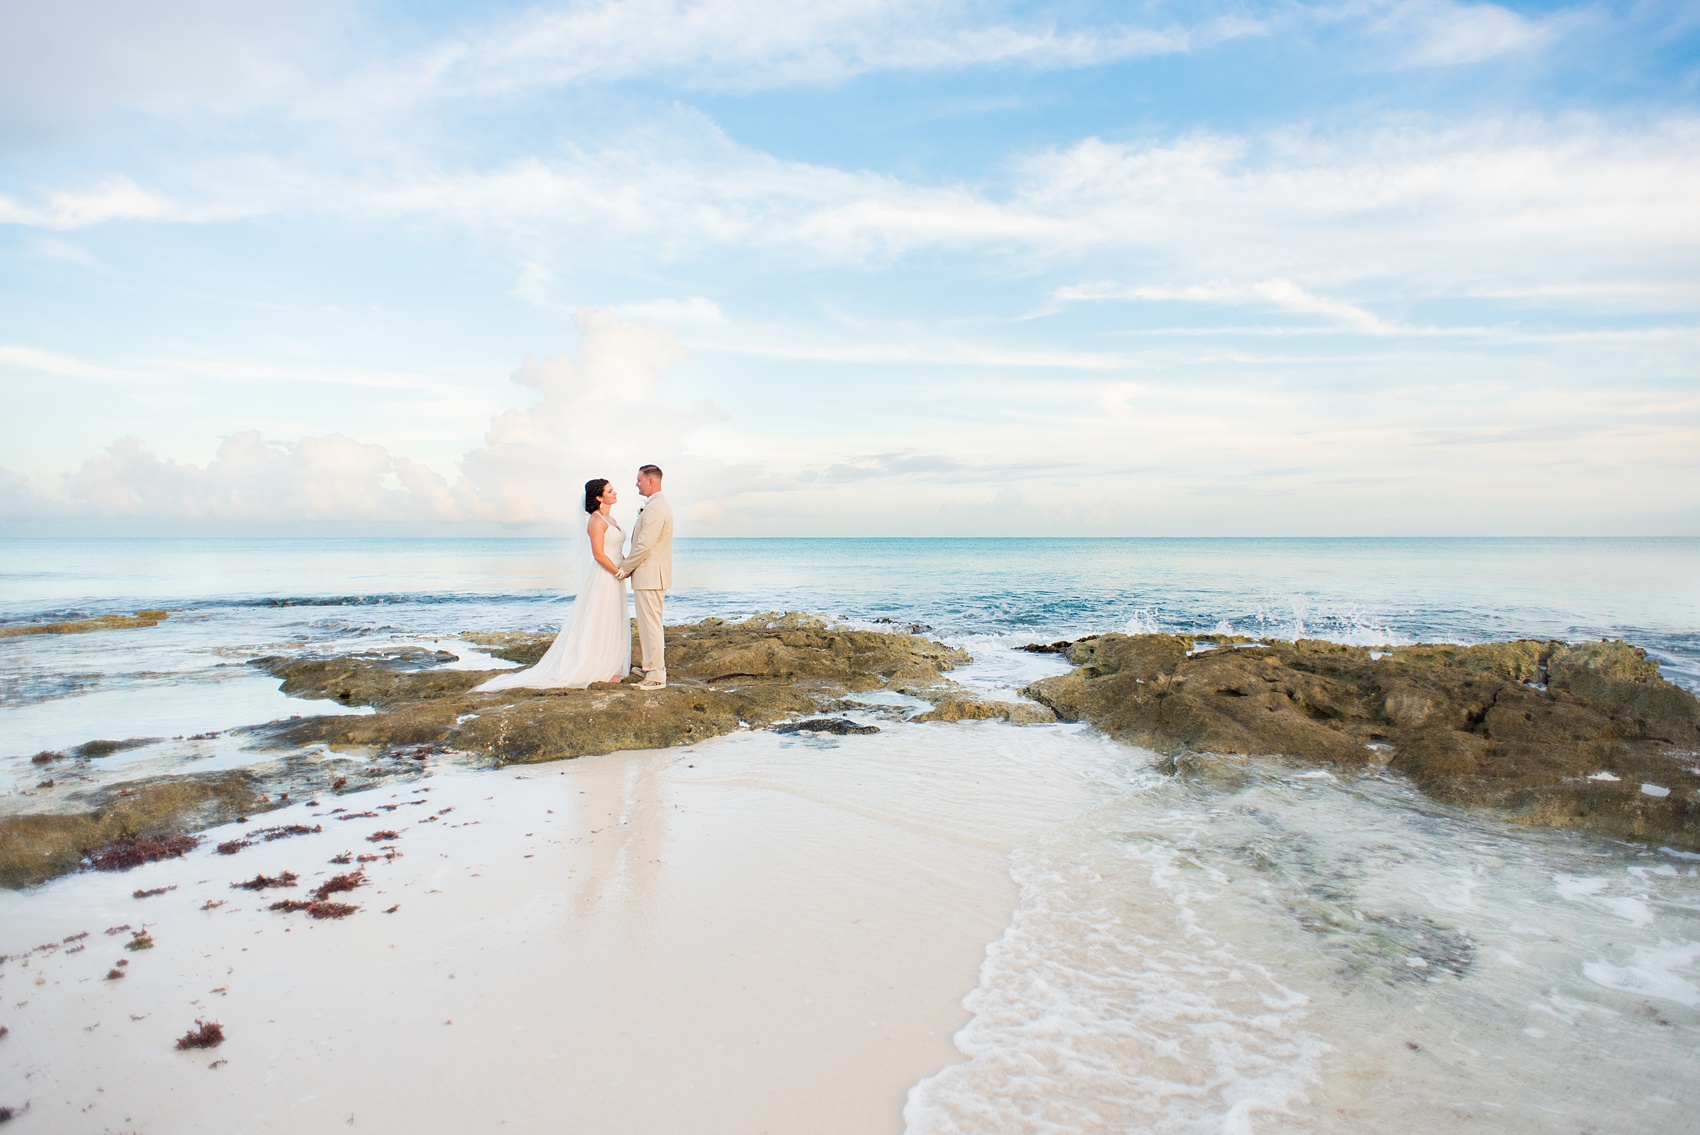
(583, 478, 610, 514)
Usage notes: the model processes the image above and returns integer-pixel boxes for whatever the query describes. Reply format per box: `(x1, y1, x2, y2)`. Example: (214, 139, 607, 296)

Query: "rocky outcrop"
(257, 613, 969, 766)
(1024, 634, 1700, 849)
(0, 772, 264, 889)
(911, 691, 1057, 725)
(1, 615, 985, 889)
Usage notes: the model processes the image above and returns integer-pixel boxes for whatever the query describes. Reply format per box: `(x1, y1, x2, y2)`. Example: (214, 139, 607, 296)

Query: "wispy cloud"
(389, 0, 1223, 100)
(0, 177, 174, 229)
(0, 345, 147, 381)
(1374, 0, 1560, 67)
(1053, 278, 1395, 333)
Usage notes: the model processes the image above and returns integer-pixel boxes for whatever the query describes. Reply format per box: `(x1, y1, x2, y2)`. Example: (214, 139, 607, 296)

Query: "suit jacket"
(620, 491, 674, 591)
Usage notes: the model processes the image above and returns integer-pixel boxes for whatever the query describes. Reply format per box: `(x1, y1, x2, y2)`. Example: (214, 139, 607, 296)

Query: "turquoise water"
(3, 536, 1697, 686)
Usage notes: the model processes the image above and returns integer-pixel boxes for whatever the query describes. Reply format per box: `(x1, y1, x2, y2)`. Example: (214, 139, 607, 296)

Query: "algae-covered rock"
(912, 691, 1058, 725)
(0, 771, 263, 889)
(259, 614, 970, 767)
(1024, 634, 1700, 849)
(0, 609, 168, 638)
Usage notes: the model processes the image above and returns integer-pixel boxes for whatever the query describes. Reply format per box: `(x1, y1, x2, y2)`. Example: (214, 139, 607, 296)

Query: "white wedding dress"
(474, 515, 632, 691)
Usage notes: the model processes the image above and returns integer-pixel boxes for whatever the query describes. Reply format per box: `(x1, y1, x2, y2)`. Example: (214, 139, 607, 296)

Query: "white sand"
(0, 722, 1108, 1133)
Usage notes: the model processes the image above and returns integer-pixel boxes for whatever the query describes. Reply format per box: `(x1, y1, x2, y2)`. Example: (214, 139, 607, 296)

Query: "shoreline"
(0, 724, 1108, 1133)
(7, 619, 1700, 893)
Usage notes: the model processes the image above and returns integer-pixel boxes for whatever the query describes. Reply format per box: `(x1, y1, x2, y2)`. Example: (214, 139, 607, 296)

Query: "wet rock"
(1024, 633, 1700, 849)
(72, 738, 159, 759)
(0, 609, 168, 638)
(774, 718, 881, 735)
(249, 653, 485, 708)
(911, 692, 1058, 725)
(1017, 636, 1097, 655)
(264, 614, 969, 767)
(0, 772, 263, 889)
(2, 616, 980, 889)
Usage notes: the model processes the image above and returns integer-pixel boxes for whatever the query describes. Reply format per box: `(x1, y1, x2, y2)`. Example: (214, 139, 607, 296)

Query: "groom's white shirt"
(620, 491, 674, 591)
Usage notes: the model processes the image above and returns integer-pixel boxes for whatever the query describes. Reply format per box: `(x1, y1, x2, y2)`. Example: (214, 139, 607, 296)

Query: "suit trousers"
(633, 588, 666, 682)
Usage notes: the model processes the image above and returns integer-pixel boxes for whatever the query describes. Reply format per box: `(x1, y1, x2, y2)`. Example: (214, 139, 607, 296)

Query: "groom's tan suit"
(620, 490, 674, 685)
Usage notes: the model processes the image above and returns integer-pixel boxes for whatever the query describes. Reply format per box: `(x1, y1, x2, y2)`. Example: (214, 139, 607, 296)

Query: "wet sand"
(0, 723, 1106, 1133)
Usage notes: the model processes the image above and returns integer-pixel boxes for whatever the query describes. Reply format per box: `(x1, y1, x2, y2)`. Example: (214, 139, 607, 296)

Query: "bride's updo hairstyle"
(583, 478, 611, 514)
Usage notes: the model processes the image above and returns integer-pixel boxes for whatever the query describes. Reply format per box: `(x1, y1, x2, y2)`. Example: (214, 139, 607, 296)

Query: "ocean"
(3, 536, 1698, 1132)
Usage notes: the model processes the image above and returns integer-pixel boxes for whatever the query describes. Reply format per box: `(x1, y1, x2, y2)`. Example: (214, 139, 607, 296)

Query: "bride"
(474, 478, 632, 691)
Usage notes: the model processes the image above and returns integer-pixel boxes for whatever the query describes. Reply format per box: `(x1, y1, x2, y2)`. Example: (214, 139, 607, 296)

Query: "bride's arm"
(588, 515, 621, 576)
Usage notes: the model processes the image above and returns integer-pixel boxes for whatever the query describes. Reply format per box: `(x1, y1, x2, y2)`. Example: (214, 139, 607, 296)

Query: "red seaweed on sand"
(269, 899, 358, 919)
(231, 871, 298, 891)
(310, 871, 365, 900)
(249, 823, 321, 842)
(87, 836, 199, 872)
(175, 1020, 224, 1049)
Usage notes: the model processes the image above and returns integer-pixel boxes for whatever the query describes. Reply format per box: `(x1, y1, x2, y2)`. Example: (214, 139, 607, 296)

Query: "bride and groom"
(475, 465, 675, 693)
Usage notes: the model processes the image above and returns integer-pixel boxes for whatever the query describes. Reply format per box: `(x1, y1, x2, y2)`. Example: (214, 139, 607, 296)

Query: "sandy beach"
(0, 721, 1107, 1133)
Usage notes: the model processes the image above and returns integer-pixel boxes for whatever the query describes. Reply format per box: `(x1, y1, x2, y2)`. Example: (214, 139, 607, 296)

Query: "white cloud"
(63, 432, 460, 523)
(457, 309, 731, 525)
(0, 344, 146, 381)
(1054, 278, 1395, 332)
(4, 311, 764, 530)
(1375, 0, 1557, 67)
(399, 0, 1212, 100)
(0, 177, 174, 230)
(271, 114, 1699, 324)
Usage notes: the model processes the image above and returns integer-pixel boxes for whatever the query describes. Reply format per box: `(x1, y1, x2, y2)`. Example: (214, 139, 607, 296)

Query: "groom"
(617, 464, 674, 690)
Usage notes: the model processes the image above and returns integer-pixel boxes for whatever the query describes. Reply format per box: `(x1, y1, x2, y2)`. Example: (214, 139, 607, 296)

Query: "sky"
(1, 0, 1697, 538)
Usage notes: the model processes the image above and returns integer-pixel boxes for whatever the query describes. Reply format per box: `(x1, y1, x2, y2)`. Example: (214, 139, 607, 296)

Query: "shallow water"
(907, 752, 1700, 1133)
(2, 537, 1698, 1131)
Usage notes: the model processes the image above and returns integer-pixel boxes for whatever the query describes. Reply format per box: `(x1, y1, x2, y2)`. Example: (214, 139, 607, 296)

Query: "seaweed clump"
(249, 823, 321, 842)
(269, 899, 357, 919)
(88, 836, 200, 872)
(232, 872, 298, 891)
(175, 1020, 224, 1049)
(310, 871, 365, 900)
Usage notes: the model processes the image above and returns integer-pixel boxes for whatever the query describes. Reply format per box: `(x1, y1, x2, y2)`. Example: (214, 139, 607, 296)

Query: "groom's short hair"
(638, 464, 663, 480)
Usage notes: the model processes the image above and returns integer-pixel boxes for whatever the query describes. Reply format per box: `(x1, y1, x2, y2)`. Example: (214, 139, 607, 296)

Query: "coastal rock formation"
(262, 614, 969, 765)
(0, 615, 975, 889)
(911, 691, 1058, 725)
(1023, 634, 1700, 849)
(0, 772, 263, 889)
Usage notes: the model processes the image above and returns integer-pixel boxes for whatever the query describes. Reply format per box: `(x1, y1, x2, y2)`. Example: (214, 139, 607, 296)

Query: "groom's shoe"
(636, 678, 666, 691)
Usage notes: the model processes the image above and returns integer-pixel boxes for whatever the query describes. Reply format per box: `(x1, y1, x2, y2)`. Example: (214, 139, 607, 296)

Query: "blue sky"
(2, 0, 1697, 536)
